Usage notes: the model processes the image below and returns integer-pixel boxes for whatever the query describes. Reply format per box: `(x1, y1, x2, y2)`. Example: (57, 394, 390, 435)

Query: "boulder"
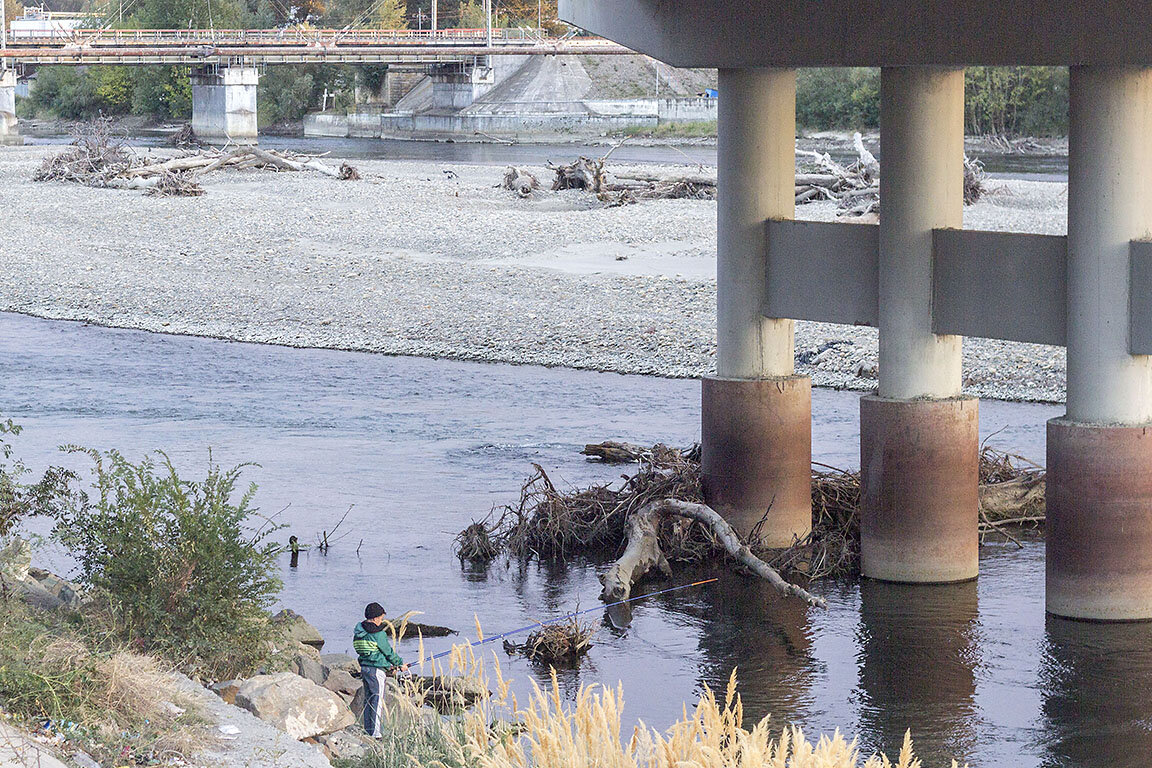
(317, 729, 372, 760)
(0, 537, 32, 586)
(320, 653, 359, 674)
(322, 668, 360, 698)
(271, 609, 325, 650)
(26, 569, 84, 609)
(211, 679, 243, 705)
(235, 673, 355, 740)
(294, 649, 326, 685)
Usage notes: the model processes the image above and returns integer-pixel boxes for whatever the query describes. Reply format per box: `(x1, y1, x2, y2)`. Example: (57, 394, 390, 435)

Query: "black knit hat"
(364, 602, 386, 620)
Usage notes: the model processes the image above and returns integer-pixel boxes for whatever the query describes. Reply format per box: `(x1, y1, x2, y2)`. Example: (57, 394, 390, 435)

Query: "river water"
(6, 311, 1151, 767)
(22, 132, 1070, 181)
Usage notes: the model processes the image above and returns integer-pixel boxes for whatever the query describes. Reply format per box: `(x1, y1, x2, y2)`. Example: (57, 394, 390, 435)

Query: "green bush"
(130, 67, 192, 119)
(965, 66, 1068, 137)
(53, 449, 282, 678)
(0, 418, 75, 539)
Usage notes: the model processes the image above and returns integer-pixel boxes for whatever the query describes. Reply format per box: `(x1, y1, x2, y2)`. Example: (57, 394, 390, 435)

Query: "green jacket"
(353, 620, 404, 669)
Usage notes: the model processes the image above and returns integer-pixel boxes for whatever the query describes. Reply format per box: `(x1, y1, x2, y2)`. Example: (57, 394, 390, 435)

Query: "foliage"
(797, 68, 881, 131)
(0, 418, 75, 540)
(623, 120, 717, 138)
(0, 602, 206, 765)
(458, 0, 485, 28)
(3, 0, 22, 27)
(965, 66, 1068, 137)
(260, 65, 319, 124)
(374, 0, 406, 27)
(53, 449, 282, 678)
(130, 66, 192, 119)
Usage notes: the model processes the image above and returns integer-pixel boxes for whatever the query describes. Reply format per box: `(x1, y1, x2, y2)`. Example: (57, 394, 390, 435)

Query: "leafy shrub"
(53, 449, 282, 678)
(965, 66, 1068, 137)
(130, 66, 192, 119)
(797, 68, 881, 131)
(0, 417, 75, 539)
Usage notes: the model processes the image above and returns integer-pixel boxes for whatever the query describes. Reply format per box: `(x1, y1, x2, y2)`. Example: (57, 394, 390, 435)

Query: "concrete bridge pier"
(860, 67, 979, 583)
(0, 69, 22, 146)
(1047, 67, 1152, 621)
(701, 68, 812, 547)
(191, 66, 259, 144)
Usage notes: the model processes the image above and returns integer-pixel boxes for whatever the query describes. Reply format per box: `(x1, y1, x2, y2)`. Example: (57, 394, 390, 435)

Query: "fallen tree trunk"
(599, 499, 826, 608)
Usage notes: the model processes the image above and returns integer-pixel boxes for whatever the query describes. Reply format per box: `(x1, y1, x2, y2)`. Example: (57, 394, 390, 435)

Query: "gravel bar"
(0, 144, 1068, 403)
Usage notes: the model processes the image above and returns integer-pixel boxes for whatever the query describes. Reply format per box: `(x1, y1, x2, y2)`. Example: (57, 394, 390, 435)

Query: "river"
(5, 311, 1150, 767)
(21, 132, 1070, 181)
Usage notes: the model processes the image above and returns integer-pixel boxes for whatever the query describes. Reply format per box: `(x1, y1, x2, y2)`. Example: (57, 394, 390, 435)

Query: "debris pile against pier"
(34, 120, 361, 195)
(456, 441, 1045, 592)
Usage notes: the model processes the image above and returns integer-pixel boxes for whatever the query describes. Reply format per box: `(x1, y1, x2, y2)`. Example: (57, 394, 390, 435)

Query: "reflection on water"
(1041, 617, 1152, 768)
(7, 311, 1146, 768)
(857, 580, 980, 762)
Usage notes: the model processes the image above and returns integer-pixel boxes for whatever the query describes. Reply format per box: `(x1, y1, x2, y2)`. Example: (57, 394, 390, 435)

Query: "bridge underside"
(559, 0, 1152, 621)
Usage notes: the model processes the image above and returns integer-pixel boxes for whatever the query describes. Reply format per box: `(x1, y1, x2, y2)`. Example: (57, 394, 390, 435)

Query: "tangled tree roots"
(503, 617, 595, 664)
(458, 442, 1045, 585)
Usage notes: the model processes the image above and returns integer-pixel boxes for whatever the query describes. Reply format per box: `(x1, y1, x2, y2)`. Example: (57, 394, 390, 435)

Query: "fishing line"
(422, 577, 718, 663)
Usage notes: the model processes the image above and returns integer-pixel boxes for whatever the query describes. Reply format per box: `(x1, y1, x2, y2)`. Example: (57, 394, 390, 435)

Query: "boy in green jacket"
(353, 602, 408, 738)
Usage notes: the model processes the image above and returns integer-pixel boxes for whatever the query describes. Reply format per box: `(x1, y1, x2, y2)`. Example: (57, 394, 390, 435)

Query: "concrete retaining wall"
(303, 96, 715, 140)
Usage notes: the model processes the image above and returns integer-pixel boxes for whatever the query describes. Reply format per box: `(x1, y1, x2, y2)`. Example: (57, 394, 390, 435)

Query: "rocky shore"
(1, 144, 1068, 402)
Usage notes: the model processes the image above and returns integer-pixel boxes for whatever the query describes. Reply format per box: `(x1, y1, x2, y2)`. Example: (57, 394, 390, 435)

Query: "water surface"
(4, 312, 1147, 768)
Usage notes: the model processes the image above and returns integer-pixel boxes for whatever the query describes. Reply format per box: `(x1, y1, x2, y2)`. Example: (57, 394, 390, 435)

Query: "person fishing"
(353, 602, 408, 738)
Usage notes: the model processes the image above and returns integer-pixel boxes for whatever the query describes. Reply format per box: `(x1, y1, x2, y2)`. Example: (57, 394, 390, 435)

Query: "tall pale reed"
(404, 634, 965, 768)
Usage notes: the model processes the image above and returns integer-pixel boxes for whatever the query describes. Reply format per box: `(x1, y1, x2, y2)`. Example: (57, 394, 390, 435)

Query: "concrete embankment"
(0, 144, 1067, 403)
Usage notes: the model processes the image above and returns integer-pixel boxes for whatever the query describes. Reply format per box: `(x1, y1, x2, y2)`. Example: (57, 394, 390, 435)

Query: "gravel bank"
(0, 144, 1068, 402)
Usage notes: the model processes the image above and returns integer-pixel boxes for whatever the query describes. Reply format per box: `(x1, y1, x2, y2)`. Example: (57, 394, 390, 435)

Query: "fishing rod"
(422, 577, 718, 663)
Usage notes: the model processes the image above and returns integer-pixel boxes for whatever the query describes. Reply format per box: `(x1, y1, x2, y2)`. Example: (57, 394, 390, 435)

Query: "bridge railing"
(5, 26, 545, 46)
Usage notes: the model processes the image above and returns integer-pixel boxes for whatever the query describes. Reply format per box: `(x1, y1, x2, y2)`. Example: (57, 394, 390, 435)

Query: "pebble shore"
(0, 144, 1069, 403)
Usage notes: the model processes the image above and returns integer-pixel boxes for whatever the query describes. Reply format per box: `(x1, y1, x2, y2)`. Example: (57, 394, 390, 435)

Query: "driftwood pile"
(456, 441, 1045, 608)
(503, 617, 595, 664)
(518, 132, 988, 214)
(34, 121, 361, 195)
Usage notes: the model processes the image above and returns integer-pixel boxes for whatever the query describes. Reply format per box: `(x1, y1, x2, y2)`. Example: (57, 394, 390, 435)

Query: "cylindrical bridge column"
(702, 68, 811, 547)
(1048, 66, 1152, 620)
(860, 66, 978, 583)
(0, 69, 21, 146)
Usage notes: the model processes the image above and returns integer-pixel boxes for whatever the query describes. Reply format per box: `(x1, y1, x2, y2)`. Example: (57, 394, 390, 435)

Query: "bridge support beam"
(702, 68, 812, 547)
(1047, 67, 1152, 621)
(191, 66, 259, 144)
(860, 67, 979, 583)
(0, 69, 22, 146)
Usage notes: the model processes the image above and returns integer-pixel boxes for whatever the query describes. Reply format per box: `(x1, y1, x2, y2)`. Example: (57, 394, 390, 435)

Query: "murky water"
(5, 312, 1149, 767)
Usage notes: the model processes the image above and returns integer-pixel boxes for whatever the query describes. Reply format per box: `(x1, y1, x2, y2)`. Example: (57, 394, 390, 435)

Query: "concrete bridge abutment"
(860, 67, 979, 584)
(0, 69, 22, 146)
(191, 66, 259, 144)
(701, 68, 812, 548)
(1047, 67, 1152, 621)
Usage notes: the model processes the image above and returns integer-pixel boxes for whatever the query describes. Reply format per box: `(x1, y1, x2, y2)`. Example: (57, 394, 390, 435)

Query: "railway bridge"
(0, 27, 630, 143)
(561, 0, 1152, 621)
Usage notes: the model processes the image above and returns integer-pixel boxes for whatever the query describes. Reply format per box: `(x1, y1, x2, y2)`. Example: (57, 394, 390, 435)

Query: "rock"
(12, 576, 66, 612)
(350, 685, 365, 718)
(322, 668, 360, 697)
(294, 649, 326, 685)
(72, 750, 102, 768)
(296, 641, 322, 662)
(0, 722, 71, 768)
(320, 653, 359, 674)
(28, 571, 84, 609)
(271, 609, 325, 650)
(211, 679, 243, 705)
(234, 672, 356, 740)
(0, 536, 32, 585)
(317, 729, 373, 760)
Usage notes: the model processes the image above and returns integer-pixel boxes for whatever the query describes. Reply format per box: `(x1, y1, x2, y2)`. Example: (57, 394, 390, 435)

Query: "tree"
(374, 0, 405, 28)
(458, 0, 484, 27)
(3, 0, 22, 29)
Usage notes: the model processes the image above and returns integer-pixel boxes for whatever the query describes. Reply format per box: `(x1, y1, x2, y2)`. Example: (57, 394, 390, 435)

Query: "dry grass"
(357, 638, 963, 768)
(0, 602, 209, 765)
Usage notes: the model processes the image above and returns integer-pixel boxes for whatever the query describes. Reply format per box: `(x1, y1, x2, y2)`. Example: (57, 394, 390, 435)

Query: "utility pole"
(431, 0, 437, 33)
(537, 0, 541, 31)
(484, 0, 491, 46)
(2, 0, 7, 51)
(415, 7, 425, 29)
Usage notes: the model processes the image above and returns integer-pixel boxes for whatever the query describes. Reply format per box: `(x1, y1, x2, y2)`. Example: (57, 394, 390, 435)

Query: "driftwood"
(581, 440, 658, 463)
(35, 123, 360, 195)
(549, 156, 607, 191)
(599, 499, 826, 609)
(502, 166, 540, 197)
